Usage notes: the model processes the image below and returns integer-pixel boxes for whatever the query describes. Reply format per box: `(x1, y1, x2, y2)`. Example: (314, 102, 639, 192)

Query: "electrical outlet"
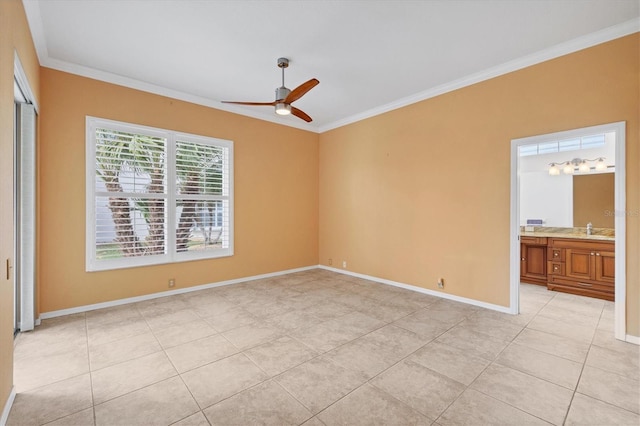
(328, 258, 333, 265)
(342, 261, 347, 268)
(437, 278, 444, 289)
(168, 278, 176, 288)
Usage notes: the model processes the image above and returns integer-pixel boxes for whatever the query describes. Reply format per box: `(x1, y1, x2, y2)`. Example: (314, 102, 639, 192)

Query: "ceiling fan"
(222, 57, 319, 122)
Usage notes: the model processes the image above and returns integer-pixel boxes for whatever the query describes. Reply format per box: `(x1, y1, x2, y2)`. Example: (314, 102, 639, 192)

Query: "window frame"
(86, 116, 234, 272)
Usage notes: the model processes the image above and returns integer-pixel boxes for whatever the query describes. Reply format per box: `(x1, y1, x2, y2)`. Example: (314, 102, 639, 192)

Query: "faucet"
(587, 222, 593, 235)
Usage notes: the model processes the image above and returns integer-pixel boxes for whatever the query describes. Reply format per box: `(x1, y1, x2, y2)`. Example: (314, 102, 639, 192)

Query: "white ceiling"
(23, 0, 639, 132)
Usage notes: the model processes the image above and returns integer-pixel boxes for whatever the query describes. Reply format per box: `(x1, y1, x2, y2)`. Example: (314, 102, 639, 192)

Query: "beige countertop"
(520, 226, 615, 242)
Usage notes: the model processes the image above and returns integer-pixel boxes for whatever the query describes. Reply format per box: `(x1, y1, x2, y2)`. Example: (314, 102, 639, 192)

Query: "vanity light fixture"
(548, 164, 561, 175)
(563, 161, 575, 175)
(548, 157, 607, 175)
(578, 160, 590, 173)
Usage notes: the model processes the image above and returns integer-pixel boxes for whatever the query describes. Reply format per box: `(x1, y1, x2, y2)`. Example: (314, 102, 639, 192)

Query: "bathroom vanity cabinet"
(520, 236, 548, 286)
(546, 238, 615, 301)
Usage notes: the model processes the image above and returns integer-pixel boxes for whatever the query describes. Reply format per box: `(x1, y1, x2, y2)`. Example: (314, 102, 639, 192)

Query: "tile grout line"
(309, 314, 468, 423)
(84, 314, 98, 426)
(135, 302, 207, 424)
(433, 285, 558, 425)
(560, 302, 603, 425)
(13, 273, 635, 425)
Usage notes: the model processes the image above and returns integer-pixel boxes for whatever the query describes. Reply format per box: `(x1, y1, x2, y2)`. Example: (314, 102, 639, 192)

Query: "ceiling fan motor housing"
(275, 86, 291, 101)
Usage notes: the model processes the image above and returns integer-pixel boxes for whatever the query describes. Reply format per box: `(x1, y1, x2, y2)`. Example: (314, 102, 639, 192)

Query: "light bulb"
(548, 164, 560, 176)
(595, 158, 606, 171)
(275, 103, 291, 116)
(578, 161, 590, 173)
(563, 162, 574, 174)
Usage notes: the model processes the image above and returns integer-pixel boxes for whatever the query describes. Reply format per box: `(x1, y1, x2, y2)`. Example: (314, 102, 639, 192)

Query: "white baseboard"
(40, 265, 317, 319)
(1, 387, 16, 426)
(626, 334, 640, 345)
(318, 265, 511, 314)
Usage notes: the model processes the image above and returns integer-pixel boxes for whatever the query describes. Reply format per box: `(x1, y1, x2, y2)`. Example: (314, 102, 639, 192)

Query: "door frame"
(13, 51, 39, 332)
(510, 121, 627, 341)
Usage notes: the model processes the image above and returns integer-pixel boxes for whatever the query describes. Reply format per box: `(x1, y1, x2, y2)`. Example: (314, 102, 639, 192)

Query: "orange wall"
(319, 34, 639, 336)
(0, 0, 40, 413)
(38, 69, 319, 312)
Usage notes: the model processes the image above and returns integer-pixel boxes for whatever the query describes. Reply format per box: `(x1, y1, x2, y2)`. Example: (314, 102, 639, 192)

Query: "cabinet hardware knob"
(590, 252, 595, 256)
(595, 253, 600, 256)
(521, 258, 525, 261)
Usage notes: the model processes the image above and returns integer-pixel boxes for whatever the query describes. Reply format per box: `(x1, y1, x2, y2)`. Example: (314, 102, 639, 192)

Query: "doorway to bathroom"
(510, 121, 627, 342)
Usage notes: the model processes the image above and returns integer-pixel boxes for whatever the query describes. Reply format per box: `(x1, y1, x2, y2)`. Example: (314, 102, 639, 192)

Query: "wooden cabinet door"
(523, 245, 546, 278)
(565, 248, 595, 281)
(521, 244, 547, 284)
(595, 250, 615, 284)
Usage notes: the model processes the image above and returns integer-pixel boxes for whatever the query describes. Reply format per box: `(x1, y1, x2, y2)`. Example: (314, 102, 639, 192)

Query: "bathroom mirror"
(519, 132, 616, 229)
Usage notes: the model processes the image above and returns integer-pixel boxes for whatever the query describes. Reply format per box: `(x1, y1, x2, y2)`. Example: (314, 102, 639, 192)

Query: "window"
(86, 117, 233, 271)
(518, 133, 605, 157)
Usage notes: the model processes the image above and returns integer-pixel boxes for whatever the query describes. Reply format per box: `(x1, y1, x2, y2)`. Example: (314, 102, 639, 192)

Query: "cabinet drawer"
(548, 282, 614, 301)
(548, 247, 565, 261)
(548, 275, 614, 290)
(522, 236, 548, 245)
(547, 261, 565, 276)
(547, 277, 615, 301)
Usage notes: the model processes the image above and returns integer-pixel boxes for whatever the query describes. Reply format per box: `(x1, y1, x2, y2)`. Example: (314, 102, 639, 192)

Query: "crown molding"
(22, 0, 638, 135)
(40, 57, 319, 133)
(318, 18, 640, 133)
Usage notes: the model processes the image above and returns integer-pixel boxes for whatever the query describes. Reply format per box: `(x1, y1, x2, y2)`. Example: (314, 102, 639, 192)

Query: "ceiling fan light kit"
(275, 102, 291, 115)
(222, 57, 319, 122)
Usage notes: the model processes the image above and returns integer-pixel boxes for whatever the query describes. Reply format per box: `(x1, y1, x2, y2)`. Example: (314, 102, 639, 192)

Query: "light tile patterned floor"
(8, 269, 640, 425)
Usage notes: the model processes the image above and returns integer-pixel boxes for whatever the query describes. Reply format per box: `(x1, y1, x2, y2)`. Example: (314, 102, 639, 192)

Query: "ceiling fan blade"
(291, 106, 313, 123)
(221, 101, 276, 106)
(285, 78, 319, 104)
